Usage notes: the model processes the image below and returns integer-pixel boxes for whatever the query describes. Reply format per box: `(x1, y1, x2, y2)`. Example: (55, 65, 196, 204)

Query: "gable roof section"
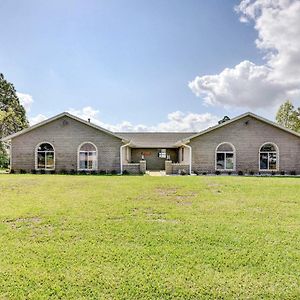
(2, 111, 299, 145)
(117, 132, 197, 148)
(1, 112, 127, 142)
(179, 112, 300, 144)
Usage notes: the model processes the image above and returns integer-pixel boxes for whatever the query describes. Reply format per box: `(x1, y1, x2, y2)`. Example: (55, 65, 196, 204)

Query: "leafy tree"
(276, 100, 300, 132)
(0, 73, 29, 168)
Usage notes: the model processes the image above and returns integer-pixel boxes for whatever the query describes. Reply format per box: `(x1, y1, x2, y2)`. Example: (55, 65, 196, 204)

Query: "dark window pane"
(260, 153, 268, 169)
(37, 152, 45, 168)
(260, 143, 276, 152)
(216, 153, 225, 169)
(38, 143, 54, 151)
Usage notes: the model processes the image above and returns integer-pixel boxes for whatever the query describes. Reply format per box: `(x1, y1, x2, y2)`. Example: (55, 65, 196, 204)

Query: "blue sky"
(0, 0, 299, 131)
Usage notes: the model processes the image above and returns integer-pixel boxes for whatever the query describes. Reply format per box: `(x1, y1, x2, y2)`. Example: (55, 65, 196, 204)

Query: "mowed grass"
(0, 175, 299, 299)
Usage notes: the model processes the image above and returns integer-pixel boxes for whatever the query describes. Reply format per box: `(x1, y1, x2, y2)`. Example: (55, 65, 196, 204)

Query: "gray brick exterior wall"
(189, 116, 300, 174)
(11, 116, 123, 172)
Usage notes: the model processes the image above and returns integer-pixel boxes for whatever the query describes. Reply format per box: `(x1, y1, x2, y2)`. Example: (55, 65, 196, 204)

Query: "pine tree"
(0, 73, 29, 167)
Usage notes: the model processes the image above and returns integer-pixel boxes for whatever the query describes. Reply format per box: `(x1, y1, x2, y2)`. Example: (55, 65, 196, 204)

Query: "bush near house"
(0, 175, 299, 299)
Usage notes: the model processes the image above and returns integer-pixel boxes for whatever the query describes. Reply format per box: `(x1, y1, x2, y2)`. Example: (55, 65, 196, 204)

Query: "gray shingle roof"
(116, 132, 197, 148)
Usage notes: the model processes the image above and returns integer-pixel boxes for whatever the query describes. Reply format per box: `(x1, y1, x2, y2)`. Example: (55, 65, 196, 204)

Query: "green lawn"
(0, 175, 299, 299)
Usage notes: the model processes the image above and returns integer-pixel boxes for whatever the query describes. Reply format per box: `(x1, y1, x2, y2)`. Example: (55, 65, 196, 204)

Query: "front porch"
(121, 146, 191, 175)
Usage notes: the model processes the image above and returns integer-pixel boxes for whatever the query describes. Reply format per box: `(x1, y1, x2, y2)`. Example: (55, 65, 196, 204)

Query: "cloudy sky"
(1, 0, 300, 131)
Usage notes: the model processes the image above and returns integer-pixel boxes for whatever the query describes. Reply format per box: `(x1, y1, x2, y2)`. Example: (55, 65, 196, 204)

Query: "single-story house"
(1, 111, 300, 174)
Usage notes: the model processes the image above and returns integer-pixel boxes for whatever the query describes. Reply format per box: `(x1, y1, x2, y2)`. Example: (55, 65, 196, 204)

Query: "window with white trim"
(36, 143, 55, 170)
(216, 143, 235, 170)
(158, 149, 167, 158)
(259, 143, 278, 170)
(78, 142, 97, 170)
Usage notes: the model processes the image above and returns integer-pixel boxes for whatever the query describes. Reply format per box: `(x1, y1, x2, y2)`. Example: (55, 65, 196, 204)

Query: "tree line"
(0, 73, 299, 169)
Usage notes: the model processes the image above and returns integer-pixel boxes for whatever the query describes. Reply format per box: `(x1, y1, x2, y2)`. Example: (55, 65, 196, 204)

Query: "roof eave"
(182, 112, 300, 142)
(1, 112, 125, 142)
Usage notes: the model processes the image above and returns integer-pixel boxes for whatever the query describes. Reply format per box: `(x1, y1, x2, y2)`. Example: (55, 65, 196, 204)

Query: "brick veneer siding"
(10, 116, 123, 172)
(122, 161, 146, 174)
(165, 160, 189, 175)
(190, 116, 300, 174)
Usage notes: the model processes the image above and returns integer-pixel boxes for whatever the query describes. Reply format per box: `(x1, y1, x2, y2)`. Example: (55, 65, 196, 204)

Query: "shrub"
(180, 169, 187, 176)
(249, 171, 254, 176)
(238, 171, 243, 176)
(110, 170, 118, 175)
(271, 171, 276, 176)
(50, 170, 56, 174)
(91, 170, 97, 175)
(40, 169, 46, 174)
(202, 172, 207, 176)
(193, 170, 199, 175)
(31, 169, 37, 174)
(99, 170, 106, 175)
(280, 171, 285, 176)
(215, 171, 220, 175)
(10, 169, 15, 174)
(122, 170, 129, 175)
(290, 170, 296, 176)
(69, 169, 76, 175)
(20, 169, 27, 174)
(227, 171, 232, 176)
(59, 169, 67, 175)
(78, 170, 86, 175)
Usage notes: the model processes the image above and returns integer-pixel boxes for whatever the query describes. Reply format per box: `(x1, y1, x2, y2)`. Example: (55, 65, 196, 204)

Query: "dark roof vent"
(62, 119, 69, 126)
(88, 118, 91, 123)
(218, 116, 230, 124)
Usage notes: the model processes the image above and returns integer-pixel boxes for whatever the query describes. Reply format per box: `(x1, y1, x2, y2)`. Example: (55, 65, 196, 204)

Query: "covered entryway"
(118, 132, 195, 174)
(131, 148, 178, 170)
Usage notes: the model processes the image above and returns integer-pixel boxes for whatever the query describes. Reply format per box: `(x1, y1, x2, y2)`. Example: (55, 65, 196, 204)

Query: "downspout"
(182, 143, 192, 175)
(120, 141, 131, 174)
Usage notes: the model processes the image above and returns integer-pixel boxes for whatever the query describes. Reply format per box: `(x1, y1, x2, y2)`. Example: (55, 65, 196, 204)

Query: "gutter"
(182, 142, 192, 175)
(120, 141, 131, 174)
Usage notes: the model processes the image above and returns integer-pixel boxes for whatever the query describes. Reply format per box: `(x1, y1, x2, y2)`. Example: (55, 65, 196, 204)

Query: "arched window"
(215, 142, 235, 171)
(78, 142, 97, 170)
(36, 142, 55, 170)
(259, 143, 278, 171)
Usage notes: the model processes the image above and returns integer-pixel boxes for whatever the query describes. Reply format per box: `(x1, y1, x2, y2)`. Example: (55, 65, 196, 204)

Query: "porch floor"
(146, 170, 166, 176)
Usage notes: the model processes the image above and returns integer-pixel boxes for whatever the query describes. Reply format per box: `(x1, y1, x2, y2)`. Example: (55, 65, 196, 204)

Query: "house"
(1, 111, 300, 175)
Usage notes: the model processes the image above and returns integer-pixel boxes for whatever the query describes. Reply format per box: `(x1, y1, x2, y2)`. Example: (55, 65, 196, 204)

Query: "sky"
(0, 0, 300, 132)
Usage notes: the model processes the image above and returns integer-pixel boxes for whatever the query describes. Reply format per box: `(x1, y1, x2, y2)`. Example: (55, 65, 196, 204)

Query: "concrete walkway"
(146, 170, 166, 176)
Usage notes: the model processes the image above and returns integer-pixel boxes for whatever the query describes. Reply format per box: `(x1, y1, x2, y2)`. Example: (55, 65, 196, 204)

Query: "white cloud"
(67, 106, 219, 132)
(189, 0, 300, 109)
(154, 111, 219, 132)
(29, 114, 47, 125)
(16, 92, 34, 112)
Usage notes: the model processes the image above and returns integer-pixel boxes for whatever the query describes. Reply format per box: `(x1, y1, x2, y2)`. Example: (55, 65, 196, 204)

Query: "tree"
(276, 100, 300, 132)
(218, 116, 230, 124)
(0, 73, 29, 168)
